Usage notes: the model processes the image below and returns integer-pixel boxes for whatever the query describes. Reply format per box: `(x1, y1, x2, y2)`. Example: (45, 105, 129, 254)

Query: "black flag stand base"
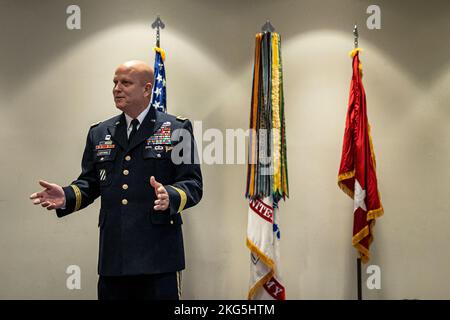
(357, 258, 362, 300)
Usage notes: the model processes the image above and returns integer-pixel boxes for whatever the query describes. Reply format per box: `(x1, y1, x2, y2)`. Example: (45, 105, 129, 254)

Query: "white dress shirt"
(124, 104, 151, 138)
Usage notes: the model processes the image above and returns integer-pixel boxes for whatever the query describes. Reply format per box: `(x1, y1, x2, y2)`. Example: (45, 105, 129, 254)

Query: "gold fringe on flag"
(153, 47, 166, 61)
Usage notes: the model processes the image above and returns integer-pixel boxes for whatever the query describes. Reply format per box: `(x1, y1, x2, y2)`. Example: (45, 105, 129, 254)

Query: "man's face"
(112, 66, 148, 113)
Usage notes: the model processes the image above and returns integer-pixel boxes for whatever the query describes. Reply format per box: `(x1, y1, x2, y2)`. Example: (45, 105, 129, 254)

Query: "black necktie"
(128, 119, 139, 142)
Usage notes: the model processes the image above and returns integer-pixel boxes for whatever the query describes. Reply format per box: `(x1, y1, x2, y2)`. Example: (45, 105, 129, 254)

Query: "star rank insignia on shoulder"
(176, 116, 188, 122)
(90, 121, 102, 128)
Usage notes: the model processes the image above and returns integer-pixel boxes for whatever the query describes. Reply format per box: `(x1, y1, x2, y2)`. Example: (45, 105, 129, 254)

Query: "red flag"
(338, 49, 384, 263)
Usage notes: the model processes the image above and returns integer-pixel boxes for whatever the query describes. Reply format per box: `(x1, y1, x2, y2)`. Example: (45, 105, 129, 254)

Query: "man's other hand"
(150, 176, 169, 211)
(30, 180, 65, 210)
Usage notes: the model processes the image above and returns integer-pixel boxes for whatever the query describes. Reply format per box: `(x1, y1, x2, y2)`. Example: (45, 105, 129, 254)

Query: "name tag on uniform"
(97, 149, 111, 156)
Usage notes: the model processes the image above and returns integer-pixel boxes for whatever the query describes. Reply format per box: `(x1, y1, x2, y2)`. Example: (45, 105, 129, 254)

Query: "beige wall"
(0, 0, 449, 299)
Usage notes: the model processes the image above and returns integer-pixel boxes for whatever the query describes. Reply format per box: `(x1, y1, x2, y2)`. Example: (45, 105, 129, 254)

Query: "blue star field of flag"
(151, 49, 167, 113)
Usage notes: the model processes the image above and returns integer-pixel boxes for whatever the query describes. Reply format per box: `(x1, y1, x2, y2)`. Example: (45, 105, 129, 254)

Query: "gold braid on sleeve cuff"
(70, 185, 82, 212)
(169, 186, 187, 213)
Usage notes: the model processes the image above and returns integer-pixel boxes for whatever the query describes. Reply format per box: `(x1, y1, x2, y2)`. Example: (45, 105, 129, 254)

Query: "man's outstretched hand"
(30, 180, 65, 210)
(150, 176, 169, 211)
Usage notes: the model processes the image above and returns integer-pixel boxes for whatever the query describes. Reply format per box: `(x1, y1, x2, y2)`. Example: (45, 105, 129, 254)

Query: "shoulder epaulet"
(176, 116, 188, 122)
(90, 121, 101, 128)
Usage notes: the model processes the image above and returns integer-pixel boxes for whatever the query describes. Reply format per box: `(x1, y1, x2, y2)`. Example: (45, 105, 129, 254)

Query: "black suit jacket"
(56, 107, 203, 276)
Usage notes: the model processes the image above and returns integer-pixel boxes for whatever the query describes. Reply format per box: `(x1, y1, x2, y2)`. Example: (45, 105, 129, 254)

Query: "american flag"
(151, 47, 167, 113)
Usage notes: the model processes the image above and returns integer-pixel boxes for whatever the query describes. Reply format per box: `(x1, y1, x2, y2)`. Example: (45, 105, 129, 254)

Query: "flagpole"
(353, 24, 359, 49)
(352, 24, 363, 301)
(357, 257, 362, 300)
(151, 15, 165, 48)
(150, 15, 167, 113)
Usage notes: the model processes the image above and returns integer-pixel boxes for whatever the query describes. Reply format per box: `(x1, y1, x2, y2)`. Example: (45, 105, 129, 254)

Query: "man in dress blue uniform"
(29, 60, 203, 299)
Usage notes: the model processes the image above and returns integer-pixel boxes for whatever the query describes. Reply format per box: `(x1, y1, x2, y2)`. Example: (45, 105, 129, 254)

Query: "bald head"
(113, 60, 154, 118)
(117, 60, 154, 86)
